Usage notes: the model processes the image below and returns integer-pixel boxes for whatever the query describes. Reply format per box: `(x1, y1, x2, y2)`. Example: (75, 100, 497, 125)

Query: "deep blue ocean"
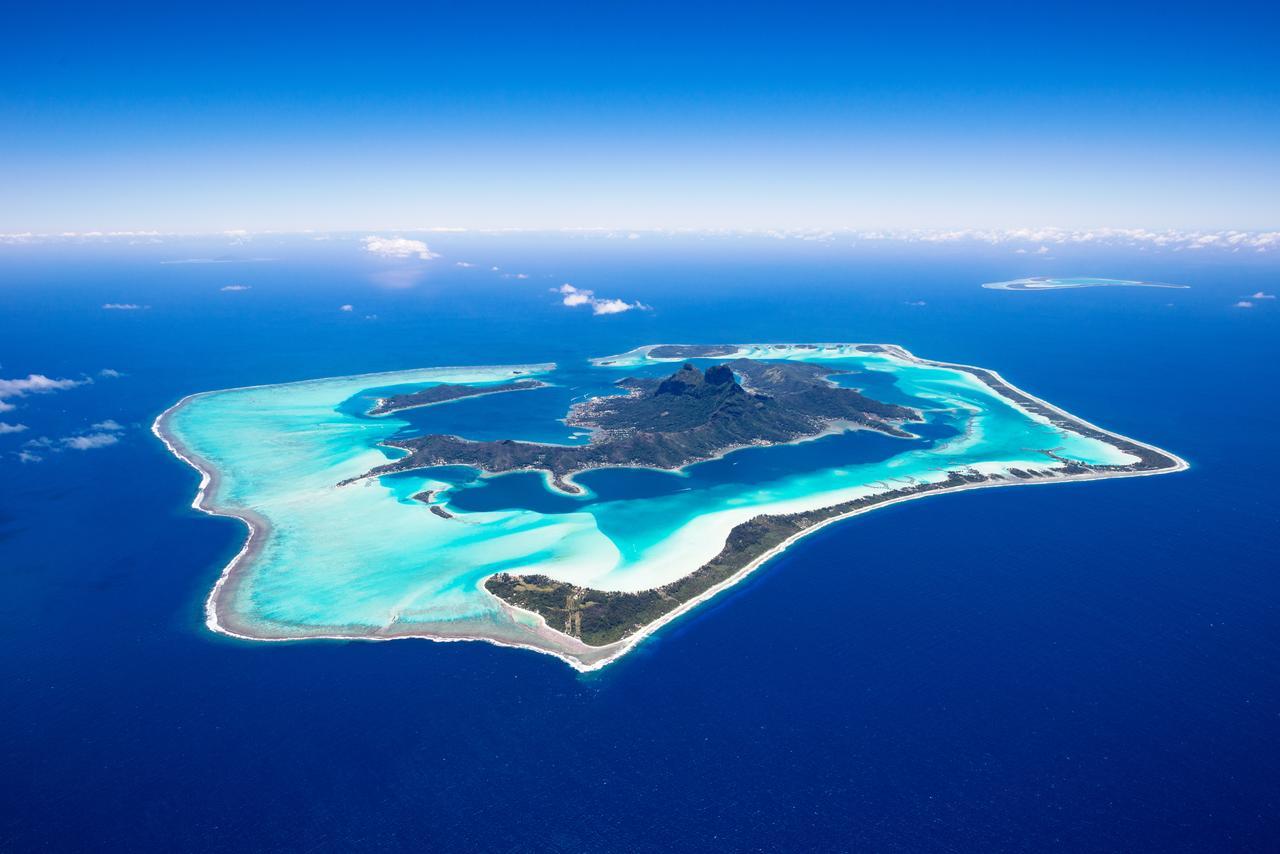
(2, 234, 1277, 852)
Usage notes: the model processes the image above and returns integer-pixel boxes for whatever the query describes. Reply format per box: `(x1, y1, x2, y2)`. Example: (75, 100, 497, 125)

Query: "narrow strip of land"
(368, 378, 546, 415)
(483, 344, 1185, 650)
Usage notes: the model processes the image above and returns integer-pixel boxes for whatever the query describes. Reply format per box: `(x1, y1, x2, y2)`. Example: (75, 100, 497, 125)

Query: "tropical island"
(345, 359, 921, 493)
(478, 345, 1185, 646)
(155, 343, 1187, 671)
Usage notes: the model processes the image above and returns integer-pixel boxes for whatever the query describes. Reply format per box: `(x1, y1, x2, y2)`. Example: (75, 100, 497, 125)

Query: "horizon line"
(3, 226, 1278, 253)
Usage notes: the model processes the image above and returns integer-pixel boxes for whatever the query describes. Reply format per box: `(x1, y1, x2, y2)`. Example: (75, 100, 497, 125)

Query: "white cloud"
(558, 284, 594, 307)
(0, 422, 28, 435)
(1250, 291, 1275, 299)
(904, 300, 927, 307)
(590, 298, 639, 315)
(61, 432, 120, 450)
(0, 374, 86, 401)
(5, 227, 1280, 254)
(836, 227, 1280, 253)
(102, 303, 148, 310)
(455, 261, 475, 268)
(362, 236, 440, 260)
(99, 368, 124, 378)
(340, 304, 354, 312)
(221, 284, 251, 292)
(0, 401, 13, 413)
(91, 419, 124, 431)
(16, 450, 42, 463)
(2, 230, 165, 245)
(556, 284, 648, 316)
(1233, 301, 1255, 309)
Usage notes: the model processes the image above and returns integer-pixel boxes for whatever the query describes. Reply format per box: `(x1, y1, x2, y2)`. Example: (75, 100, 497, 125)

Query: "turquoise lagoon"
(159, 344, 1148, 664)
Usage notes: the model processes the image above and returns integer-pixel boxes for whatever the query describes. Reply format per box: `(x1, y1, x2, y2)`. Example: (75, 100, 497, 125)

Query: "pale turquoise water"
(982, 276, 1189, 290)
(166, 346, 1138, 636)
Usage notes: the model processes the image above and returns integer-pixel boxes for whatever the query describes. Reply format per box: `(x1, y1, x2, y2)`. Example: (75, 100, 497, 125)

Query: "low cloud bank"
(832, 227, 1280, 253)
(5, 227, 1280, 254)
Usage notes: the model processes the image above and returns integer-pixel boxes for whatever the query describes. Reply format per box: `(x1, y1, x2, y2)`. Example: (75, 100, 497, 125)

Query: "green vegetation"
(368, 378, 544, 416)
(354, 360, 920, 492)
(486, 472, 985, 646)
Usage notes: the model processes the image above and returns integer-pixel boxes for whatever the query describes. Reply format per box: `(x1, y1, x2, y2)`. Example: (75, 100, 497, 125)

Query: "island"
(368, 377, 546, 415)
(154, 344, 1187, 671)
(346, 359, 921, 493)
(982, 276, 1189, 291)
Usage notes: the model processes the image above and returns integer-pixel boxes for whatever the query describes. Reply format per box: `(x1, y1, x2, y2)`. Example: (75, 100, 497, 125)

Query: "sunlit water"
(6, 238, 1277, 851)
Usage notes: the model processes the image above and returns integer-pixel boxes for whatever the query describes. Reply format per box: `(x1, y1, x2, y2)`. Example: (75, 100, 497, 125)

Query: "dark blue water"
(2, 235, 1278, 851)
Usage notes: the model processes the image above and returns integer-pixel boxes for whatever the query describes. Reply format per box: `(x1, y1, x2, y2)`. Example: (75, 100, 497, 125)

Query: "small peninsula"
(369, 378, 546, 415)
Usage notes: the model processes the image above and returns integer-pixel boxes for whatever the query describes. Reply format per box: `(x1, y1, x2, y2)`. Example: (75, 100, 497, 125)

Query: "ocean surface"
(2, 234, 1278, 851)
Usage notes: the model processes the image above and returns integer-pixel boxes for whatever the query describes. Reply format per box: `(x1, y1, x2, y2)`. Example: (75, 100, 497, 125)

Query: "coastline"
(350, 415, 910, 497)
(154, 388, 618, 669)
(368, 378, 550, 418)
(151, 393, 272, 641)
(552, 457, 1189, 672)
(981, 276, 1190, 291)
(154, 345, 1187, 672)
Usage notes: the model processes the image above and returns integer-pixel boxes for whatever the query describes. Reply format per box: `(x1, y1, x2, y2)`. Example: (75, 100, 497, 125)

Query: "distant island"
(982, 276, 1190, 291)
(156, 343, 1187, 671)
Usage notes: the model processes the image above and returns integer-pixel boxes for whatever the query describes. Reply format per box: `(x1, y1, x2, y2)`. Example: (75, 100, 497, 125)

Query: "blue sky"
(2, 1, 1277, 232)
